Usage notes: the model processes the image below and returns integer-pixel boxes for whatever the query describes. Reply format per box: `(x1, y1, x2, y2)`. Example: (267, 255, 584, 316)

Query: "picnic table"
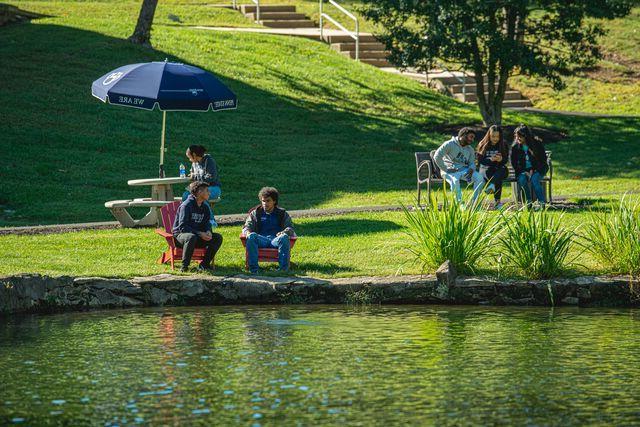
(105, 176, 190, 227)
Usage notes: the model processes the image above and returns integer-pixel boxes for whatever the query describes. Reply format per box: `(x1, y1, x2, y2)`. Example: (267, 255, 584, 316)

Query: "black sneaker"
(179, 265, 189, 273)
(197, 264, 214, 273)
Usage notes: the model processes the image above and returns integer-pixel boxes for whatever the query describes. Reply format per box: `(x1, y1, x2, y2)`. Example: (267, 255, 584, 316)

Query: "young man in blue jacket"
(242, 187, 295, 274)
(172, 181, 223, 272)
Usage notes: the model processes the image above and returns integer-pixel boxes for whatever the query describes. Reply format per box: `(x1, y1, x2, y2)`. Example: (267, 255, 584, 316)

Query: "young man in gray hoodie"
(433, 127, 484, 204)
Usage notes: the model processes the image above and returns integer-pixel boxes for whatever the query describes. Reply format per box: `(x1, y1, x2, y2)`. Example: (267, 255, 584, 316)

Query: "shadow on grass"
(0, 19, 467, 226)
(295, 218, 403, 237)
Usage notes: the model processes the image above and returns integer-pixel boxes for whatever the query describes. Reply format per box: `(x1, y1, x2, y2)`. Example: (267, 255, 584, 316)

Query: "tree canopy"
(360, 0, 634, 125)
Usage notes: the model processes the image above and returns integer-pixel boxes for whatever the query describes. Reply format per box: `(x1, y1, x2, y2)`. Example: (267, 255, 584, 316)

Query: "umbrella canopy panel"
(91, 61, 237, 111)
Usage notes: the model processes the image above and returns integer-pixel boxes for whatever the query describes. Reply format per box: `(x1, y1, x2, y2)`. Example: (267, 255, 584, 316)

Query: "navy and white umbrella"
(92, 60, 237, 177)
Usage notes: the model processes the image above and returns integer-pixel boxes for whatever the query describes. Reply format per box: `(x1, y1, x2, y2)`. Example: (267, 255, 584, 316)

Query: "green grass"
(0, 0, 639, 230)
(510, 7, 640, 115)
(0, 210, 614, 279)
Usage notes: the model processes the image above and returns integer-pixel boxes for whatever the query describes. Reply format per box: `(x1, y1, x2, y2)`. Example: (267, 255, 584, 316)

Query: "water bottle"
(179, 163, 186, 178)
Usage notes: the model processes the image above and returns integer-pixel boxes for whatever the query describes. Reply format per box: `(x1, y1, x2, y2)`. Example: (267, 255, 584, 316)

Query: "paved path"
(510, 107, 639, 119)
(192, 25, 367, 41)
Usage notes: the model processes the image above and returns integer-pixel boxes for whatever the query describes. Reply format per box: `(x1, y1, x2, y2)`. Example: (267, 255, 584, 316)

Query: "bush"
(582, 196, 640, 276)
(402, 193, 498, 274)
(498, 207, 575, 279)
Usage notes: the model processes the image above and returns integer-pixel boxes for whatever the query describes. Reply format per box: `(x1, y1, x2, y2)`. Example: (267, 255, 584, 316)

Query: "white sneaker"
(485, 183, 496, 194)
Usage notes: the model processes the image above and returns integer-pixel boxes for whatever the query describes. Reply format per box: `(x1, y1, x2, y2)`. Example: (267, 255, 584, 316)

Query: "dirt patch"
(427, 124, 569, 145)
(579, 52, 640, 83)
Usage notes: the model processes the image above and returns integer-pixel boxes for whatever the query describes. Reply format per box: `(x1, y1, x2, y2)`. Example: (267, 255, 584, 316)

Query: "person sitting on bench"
(173, 181, 223, 272)
(242, 187, 295, 274)
(511, 124, 548, 206)
(433, 127, 484, 205)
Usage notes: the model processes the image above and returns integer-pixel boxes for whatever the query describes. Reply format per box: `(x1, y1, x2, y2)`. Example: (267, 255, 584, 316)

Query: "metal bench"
(415, 150, 553, 206)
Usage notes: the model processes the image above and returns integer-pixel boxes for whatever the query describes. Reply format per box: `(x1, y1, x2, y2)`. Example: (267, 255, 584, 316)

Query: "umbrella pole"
(159, 110, 166, 178)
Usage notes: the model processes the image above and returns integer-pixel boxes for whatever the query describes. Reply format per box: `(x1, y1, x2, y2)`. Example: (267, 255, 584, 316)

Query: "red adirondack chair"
(155, 201, 209, 270)
(239, 207, 298, 270)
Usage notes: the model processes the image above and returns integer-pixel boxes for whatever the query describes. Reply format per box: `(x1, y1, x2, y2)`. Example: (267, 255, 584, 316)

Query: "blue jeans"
(517, 172, 546, 204)
(441, 168, 484, 203)
(245, 233, 290, 273)
(182, 185, 221, 227)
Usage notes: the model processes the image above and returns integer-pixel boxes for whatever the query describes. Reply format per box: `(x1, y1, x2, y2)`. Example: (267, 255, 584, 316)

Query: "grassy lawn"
(1, 0, 639, 228)
(0, 209, 616, 279)
(510, 7, 640, 115)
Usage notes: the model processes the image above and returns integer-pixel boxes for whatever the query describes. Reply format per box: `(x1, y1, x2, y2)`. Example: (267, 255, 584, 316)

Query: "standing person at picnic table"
(242, 187, 295, 274)
(182, 144, 221, 227)
(433, 127, 484, 206)
(511, 124, 548, 207)
(476, 125, 509, 210)
(173, 181, 223, 272)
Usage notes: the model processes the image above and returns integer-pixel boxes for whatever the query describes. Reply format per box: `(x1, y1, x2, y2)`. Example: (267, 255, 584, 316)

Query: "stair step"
(449, 82, 501, 93)
(260, 19, 316, 28)
(431, 75, 477, 86)
(503, 99, 533, 108)
(322, 34, 378, 44)
(453, 90, 522, 102)
(240, 4, 296, 13)
(246, 12, 306, 20)
(359, 58, 392, 67)
(331, 42, 386, 52)
(340, 50, 389, 59)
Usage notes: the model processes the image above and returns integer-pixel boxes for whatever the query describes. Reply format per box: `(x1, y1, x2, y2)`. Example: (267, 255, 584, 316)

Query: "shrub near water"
(402, 194, 498, 274)
(498, 207, 575, 279)
(582, 196, 640, 276)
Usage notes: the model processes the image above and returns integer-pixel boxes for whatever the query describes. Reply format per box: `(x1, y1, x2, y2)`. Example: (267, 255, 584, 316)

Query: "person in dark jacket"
(476, 125, 509, 209)
(242, 187, 294, 274)
(510, 124, 548, 205)
(182, 145, 221, 227)
(173, 181, 223, 272)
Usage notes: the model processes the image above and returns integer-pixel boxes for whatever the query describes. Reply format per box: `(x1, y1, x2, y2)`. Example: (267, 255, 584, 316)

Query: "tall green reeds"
(498, 207, 575, 279)
(403, 193, 498, 274)
(582, 195, 640, 276)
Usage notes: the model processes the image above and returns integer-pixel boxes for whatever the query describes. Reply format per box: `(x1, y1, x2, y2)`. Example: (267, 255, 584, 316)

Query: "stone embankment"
(1, 262, 638, 315)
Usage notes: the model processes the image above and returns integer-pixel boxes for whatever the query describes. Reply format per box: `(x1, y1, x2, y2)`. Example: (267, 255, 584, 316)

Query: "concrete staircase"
(239, 4, 315, 28)
(386, 69, 533, 108)
(323, 34, 392, 67)
(437, 73, 532, 108)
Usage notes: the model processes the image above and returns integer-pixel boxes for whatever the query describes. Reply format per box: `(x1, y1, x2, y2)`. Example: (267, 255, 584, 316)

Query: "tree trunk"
(128, 0, 158, 47)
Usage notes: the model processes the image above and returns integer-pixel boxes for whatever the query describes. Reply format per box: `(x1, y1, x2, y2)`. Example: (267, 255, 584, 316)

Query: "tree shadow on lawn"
(295, 218, 403, 237)
(2, 19, 640, 227)
(0, 21, 468, 226)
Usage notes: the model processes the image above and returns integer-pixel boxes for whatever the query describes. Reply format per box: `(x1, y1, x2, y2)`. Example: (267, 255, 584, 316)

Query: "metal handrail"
(319, 0, 359, 61)
(251, 0, 260, 22)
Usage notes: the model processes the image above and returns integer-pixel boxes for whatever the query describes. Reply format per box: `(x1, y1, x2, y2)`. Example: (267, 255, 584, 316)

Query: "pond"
(1, 306, 640, 425)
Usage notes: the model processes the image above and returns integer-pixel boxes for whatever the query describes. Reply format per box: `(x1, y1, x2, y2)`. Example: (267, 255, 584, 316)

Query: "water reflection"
(1, 306, 640, 425)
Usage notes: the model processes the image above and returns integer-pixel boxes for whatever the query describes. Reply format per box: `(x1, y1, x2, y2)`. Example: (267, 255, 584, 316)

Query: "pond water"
(1, 306, 640, 425)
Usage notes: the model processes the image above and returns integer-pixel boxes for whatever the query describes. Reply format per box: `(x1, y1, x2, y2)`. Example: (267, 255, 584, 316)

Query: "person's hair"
(189, 181, 209, 196)
(458, 127, 476, 139)
(187, 145, 207, 158)
(514, 124, 535, 145)
(258, 187, 279, 205)
(477, 125, 508, 158)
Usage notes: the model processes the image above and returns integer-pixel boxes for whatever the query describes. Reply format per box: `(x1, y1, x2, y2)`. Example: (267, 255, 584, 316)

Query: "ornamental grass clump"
(402, 193, 498, 274)
(498, 207, 575, 279)
(582, 196, 640, 276)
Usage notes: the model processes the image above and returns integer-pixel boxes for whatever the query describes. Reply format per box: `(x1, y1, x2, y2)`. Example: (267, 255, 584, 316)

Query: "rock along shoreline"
(2, 264, 638, 316)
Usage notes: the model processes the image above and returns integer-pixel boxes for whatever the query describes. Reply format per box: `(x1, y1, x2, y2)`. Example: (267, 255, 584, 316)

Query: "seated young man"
(242, 187, 295, 274)
(433, 127, 484, 205)
(172, 181, 223, 272)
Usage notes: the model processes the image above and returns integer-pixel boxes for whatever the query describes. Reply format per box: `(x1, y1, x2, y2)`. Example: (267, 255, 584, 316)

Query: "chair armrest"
(417, 160, 433, 181)
(155, 228, 172, 238)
